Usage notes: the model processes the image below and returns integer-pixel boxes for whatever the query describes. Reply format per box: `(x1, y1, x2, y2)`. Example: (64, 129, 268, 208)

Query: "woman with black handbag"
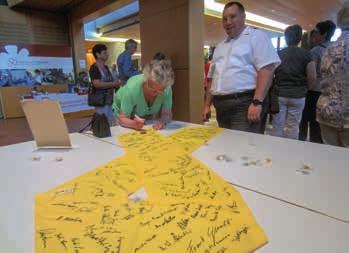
(88, 44, 121, 126)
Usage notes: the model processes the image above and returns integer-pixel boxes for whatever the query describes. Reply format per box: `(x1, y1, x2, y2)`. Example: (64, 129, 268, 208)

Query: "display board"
(0, 43, 74, 86)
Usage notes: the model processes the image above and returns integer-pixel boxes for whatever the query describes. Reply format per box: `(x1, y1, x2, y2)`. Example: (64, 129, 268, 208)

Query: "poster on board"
(0, 43, 74, 87)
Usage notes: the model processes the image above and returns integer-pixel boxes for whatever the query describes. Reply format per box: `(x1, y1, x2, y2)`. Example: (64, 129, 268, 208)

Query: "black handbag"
(268, 82, 280, 114)
(91, 113, 111, 138)
(87, 85, 107, 107)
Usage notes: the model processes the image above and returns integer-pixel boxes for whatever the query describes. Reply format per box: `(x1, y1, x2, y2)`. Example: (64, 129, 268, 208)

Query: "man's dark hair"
(285, 24, 303, 46)
(224, 1, 245, 13)
(92, 44, 107, 59)
(316, 20, 336, 41)
(125, 39, 138, 50)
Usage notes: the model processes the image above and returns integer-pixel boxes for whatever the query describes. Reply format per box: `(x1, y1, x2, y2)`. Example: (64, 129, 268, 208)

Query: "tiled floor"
(0, 117, 91, 146)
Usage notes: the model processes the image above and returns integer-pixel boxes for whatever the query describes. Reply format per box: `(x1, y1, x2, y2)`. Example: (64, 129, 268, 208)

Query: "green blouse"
(113, 74, 172, 118)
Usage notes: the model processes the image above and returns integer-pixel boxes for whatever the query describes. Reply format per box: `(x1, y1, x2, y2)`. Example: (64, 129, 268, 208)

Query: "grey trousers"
(213, 92, 267, 134)
(272, 97, 305, 139)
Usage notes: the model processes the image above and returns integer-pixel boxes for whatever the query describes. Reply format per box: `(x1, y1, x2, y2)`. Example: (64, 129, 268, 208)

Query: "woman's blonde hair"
(338, 3, 349, 30)
(143, 59, 175, 87)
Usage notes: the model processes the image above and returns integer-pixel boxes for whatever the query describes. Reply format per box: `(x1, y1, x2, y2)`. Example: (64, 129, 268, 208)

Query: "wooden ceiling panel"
(10, 0, 85, 12)
(216, 0, 345, 31)
(101, 15, 282, 46)
(103, 23, 141, 40)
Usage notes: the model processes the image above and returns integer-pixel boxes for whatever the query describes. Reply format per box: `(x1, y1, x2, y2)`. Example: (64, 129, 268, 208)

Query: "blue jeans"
(95, 105, 115, 126)
(272, 97, 305, 139)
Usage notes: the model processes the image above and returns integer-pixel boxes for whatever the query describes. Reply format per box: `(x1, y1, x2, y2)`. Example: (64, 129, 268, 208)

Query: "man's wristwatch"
(252, 99, 263, 106)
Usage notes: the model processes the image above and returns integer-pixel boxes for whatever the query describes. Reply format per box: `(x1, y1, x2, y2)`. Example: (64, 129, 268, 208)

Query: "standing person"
(272, 25, 316, 139)
(110, 63, 119, 81)
(317, 3, 349, 147)
(203, 1, 280, 133)
(203, 49, 215, 122)
(299, 20, 336, 143)
(117, 39, 139, 85)
(89, 44, 120, 126)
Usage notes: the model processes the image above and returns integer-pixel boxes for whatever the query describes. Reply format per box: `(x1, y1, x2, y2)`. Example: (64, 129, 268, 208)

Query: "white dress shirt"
(208, 26, 280, 95)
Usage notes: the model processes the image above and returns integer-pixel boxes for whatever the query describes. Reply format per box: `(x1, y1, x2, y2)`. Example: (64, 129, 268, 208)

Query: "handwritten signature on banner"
(35, 126, 268, 253)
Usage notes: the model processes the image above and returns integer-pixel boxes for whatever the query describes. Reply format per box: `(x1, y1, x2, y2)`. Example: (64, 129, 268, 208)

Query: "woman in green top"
(113, 59, 174, 130)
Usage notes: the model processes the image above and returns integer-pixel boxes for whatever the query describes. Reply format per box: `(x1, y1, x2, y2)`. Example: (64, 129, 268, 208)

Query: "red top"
(204, 62, 211, 87)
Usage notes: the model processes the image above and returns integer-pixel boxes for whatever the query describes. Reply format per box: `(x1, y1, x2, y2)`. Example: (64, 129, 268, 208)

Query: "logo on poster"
(0, 45, 30, 68)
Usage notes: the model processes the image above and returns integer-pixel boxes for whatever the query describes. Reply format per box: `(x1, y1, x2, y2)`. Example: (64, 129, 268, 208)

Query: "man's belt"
(213, 90, 255, 100)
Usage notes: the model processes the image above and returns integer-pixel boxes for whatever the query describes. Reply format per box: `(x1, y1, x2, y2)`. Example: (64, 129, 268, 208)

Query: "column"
(139, 0, 204, 123)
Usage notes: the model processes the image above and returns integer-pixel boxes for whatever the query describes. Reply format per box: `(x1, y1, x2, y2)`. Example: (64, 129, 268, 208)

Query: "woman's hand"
(134, 115, 145, 124)
(119, 113, 145, 130)
(112, 79, 121, 88)
(133, 115, 145, 129)
(133, 120, 145, 130)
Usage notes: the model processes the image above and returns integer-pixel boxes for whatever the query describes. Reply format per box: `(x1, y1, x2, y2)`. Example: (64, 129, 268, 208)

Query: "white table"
(193, 129, 349, 223)
(238, 187, 349, 252)
(1, 125, 348, 253)
(0, 134, 124, 253)
(83, 121, 349, 223)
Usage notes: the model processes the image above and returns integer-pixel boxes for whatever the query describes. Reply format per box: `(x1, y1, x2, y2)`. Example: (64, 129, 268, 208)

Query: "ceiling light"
(86, 37, 141, 43)
(204, 0, 288, 31)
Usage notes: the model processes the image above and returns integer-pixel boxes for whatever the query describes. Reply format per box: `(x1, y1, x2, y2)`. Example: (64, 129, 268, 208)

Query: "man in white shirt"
(203, 1, 280, 133)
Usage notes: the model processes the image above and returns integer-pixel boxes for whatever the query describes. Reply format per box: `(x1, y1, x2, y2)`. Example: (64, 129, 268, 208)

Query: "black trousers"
(299, 90, 323, 143)
(213, 91, 267, 134)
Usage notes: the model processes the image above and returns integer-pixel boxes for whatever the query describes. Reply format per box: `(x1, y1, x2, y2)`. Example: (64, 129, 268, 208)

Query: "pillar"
(139, 0, 204, 123)
(69, 20, 86, 75)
